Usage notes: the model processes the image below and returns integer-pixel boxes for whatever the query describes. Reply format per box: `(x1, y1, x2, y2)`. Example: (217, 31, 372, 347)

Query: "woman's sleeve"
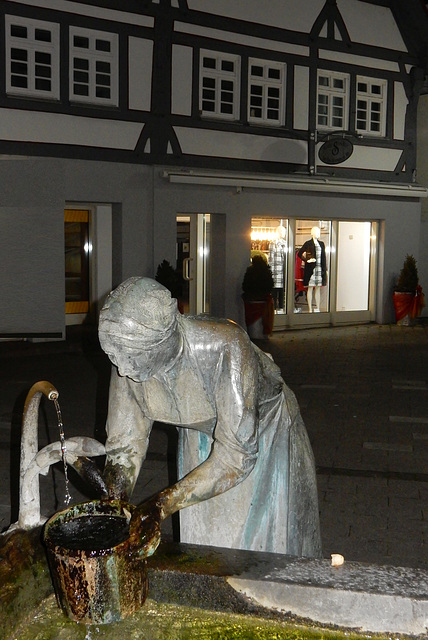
(157, 332, 260, 519)
(104, 367, 153, 499)
(210, 335, 259, 481)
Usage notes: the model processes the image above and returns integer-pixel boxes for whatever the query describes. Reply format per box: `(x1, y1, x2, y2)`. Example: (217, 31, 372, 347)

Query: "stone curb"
(150, 542, 428, 636)
(2, 530, 428, 636)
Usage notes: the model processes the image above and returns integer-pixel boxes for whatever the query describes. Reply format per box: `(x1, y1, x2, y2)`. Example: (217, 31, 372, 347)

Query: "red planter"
(393, 286, 425, 322)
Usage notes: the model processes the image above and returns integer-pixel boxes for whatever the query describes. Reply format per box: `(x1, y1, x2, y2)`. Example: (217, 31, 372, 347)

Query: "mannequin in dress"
(268, 224, 287, 310)
(297, 226, 327, 313)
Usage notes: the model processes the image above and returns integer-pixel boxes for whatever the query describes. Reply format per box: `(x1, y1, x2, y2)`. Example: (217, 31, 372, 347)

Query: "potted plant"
(393, 254, 425, 325)
(155, 259, 184, 313)
(242, 252, 274, 338)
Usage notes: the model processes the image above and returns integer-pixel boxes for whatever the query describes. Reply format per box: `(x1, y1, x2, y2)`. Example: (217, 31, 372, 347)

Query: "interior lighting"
(251, 228, 276, 242)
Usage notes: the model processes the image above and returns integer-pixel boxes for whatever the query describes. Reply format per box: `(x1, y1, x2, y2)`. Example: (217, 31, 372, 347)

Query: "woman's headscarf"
(99, 277, 178, 350)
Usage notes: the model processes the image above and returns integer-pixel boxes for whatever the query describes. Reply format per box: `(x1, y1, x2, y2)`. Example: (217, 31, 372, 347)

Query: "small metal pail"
(43, 500, 148, 625)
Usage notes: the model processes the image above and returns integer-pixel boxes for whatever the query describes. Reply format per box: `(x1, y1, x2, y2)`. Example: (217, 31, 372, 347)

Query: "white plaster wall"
(0, 108, 143, 149)
(174, 127, 308, 164)
(63, 161, 154, 283)
(186, 0, 325, 33)
(394, 82, 408, 141)
(337, 0, 407, 51)
(172, 45, 193, 116)
(128, 37, 153, 112)
(293, 66, 309, 132)
(4, 0, 154, 27)
(0, 158, 65, 335)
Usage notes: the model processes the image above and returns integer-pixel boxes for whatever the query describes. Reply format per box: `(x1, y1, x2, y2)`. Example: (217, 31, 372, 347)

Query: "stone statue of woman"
(98, 276, 322, 558)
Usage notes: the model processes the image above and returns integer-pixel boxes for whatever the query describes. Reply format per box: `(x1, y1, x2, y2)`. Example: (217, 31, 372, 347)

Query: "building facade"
(1, 0, 428, 337)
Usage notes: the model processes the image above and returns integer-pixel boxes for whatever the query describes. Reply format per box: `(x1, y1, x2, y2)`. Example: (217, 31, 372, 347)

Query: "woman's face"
(101, 329, 182, 382)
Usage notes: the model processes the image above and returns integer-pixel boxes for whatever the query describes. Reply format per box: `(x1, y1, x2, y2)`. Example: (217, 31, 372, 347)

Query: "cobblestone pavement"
(1, 322, 428, 570)
(260, 322, 428, 569)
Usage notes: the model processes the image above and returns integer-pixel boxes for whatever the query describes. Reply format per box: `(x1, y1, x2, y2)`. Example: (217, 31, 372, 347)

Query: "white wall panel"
(320, 50, 400, 73)
(129, 37, 153, 112)
(172, 45, 193, 116)
(187, 0, 325, 32)
(337, 0, 407, 51)
(0, 159, 65, 336)
(0, 109, 143, 149)
(293, 66, 309, 131)
(174, 127, 308, 164)
(175, 23, 309, 57)
(394, 82, 408, 141)
(5, 0, 154, 27)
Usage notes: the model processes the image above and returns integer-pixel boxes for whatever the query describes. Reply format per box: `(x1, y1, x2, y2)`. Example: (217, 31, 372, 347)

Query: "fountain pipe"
(13, 380, 108, 531)
(18, 381, 60, 529)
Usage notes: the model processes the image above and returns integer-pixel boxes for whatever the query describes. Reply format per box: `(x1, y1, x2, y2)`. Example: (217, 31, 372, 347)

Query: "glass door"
(251, 217, 289, 329)
(332, 220, 377, 323)
(294, 219, 331, 315)
(176, 213, 211, 315)
(64, 209, 90, 316)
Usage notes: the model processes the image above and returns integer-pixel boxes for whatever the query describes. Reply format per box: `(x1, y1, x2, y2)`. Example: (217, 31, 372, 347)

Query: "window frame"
(5, 14, 60, 100)
(316, 70, 350, 131)
(247, 58, 286, 127)
(355, 75, 387, 137)
(69, 26, 119, 107)
(199, 49, 241, 121)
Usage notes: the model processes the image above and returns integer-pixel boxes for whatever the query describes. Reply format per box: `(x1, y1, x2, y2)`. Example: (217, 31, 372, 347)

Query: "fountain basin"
(2, 525, 428, 638)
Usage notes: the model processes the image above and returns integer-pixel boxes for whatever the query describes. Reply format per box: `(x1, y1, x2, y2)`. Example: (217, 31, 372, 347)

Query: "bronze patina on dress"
(99, 277, 321, 558)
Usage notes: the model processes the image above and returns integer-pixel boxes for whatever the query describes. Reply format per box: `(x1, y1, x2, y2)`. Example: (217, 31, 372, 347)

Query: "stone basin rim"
(2, 527, 428, 638)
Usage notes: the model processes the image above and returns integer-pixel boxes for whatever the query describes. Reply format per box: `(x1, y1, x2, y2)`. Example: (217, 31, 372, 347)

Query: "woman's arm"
(156, 335, 259, 520)
(104, 367, 153, 500)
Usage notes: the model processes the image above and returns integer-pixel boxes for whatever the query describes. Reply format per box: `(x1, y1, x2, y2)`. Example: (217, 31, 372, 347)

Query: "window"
(356, 76, 387, 136)
(317, 71, 349, 130)
(69, 27, 118, 106)
(5, 15, 59, 99)
(200, 50, 240, 119)
(248, 59, 285, 126)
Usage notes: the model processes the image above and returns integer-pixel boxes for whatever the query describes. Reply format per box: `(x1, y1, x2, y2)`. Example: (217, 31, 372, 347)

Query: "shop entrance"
(65, 205, 112, 326)
(176, 213, 226, 317)
(64, 209, 90, 318)
(250, 217, 377, 328)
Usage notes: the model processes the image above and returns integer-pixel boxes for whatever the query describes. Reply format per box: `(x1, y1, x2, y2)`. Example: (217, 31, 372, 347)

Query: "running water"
(53, 397, 72, 506)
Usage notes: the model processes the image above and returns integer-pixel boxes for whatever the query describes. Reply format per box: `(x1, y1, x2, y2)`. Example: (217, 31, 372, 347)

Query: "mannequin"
(297, 226, 327, 312)
(268, 224, 287, 310)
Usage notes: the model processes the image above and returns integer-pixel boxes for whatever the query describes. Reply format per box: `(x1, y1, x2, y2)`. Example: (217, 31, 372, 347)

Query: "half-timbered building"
(1, 0, 428, 336)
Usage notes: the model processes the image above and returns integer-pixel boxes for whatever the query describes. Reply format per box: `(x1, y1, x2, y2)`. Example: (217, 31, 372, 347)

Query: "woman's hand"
(128, 497, 162, 557)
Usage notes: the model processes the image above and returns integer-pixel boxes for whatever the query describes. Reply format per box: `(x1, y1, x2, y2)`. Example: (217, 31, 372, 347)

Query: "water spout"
(10, 380, 106, 531)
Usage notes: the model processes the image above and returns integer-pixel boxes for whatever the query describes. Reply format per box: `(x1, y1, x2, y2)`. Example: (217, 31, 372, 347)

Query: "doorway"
(65, 205, 112, 326)
(176, 213, 225, 317)
(64, 209, 90, 319)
